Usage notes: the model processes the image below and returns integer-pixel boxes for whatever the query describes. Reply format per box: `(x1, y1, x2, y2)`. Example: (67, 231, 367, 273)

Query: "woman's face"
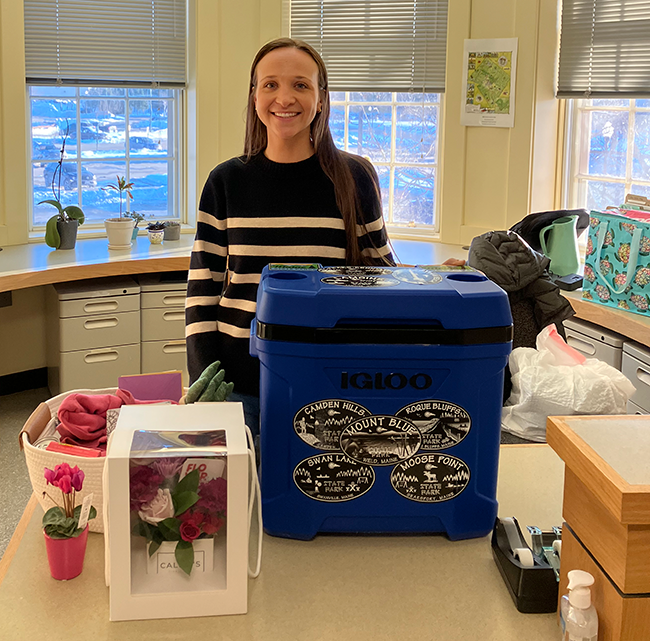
(253, 47, 322, 151)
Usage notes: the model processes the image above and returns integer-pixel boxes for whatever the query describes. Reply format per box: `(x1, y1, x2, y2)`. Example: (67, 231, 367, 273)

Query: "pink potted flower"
(42, 462, 97, 580)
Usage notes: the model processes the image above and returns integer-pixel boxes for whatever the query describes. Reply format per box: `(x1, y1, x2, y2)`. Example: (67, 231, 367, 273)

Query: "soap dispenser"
(560, 569, 598, 641)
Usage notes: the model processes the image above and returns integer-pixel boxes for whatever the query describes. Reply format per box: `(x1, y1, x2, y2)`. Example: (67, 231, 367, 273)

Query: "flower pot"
(163, 222, 181, 241)
(44, 525, 89, 580)
(131, 226, 139, 242)
(148, 229, 164, 245)
(104, 217, 135, 250)
(56, 219, 79, 250)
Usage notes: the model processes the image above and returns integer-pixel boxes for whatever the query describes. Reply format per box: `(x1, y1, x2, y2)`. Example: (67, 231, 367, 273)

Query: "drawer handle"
(163, 311, 185, 322)
(162, 294, 186, 306)
(636, 367, 650, 387)
(162, 341, 187, 354)
(84, 350, 119, 364)
(566, 335, 596, 356)
(83, 300, 119, 313)
(84, 317, 119, 330)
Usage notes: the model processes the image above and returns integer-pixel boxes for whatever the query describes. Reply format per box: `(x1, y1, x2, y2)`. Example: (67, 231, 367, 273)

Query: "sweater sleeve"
(350, 156, 395, 266)
(185, 169, 228, 384)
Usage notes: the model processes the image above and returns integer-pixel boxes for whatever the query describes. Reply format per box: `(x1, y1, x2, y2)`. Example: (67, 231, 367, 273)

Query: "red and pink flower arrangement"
(42, 462, 97, 538)
(130, 458, 227, 575)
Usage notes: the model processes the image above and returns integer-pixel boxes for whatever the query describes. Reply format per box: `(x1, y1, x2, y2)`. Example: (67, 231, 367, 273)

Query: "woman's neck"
(264, 136, 314, 163)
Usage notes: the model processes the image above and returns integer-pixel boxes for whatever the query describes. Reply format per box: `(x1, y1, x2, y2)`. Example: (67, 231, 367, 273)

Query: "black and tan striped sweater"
(185, 151, 393, 394)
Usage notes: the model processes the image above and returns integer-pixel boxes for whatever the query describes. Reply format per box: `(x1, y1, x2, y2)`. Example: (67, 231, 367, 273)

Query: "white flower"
(138, 488, 174, 524)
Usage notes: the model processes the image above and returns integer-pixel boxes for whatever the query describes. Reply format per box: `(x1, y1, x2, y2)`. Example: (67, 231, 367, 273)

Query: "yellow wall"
(0, 0, 562, 378)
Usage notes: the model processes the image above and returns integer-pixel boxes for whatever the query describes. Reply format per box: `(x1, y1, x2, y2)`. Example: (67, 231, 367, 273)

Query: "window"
(330, 92, 440, 229)
(30, 86, 180, 227)
(565, 99, 650, 212)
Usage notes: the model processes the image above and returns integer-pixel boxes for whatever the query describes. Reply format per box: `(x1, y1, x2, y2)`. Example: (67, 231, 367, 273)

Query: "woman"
(185, 38, 394, 432)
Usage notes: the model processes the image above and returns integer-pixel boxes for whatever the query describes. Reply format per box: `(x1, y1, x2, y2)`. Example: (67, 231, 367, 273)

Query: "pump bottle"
(560, 569, 598, 641)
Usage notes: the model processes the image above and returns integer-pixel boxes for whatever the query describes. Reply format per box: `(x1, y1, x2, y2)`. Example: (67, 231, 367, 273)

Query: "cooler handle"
(249, 320, 258, 358)
(245, 424, 262, 578)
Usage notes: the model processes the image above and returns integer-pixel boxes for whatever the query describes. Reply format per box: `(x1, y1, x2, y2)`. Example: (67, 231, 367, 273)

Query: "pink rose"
(180, 520, 201, 542)
(137, 488, 175, 524)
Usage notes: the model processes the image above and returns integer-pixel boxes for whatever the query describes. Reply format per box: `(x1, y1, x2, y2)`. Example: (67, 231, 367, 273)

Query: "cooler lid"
(255, 264, 512, 343)
(54, 276, 140, 300)
(138, 271, 188, 292)
(563, 318, 625, 348)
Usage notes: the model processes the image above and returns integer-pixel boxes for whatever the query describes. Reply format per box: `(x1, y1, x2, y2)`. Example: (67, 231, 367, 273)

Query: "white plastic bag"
(502, 325, 636, 442)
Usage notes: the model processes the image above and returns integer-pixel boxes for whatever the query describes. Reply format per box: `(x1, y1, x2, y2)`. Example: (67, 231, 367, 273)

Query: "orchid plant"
(131, 460, 227, 575)
(42, 463, 97, 539)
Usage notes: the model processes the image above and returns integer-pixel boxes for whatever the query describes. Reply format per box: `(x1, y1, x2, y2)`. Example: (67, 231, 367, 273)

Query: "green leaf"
(174, 468, 200, 496)
(173, 490, 199, 516)
(42, 507, 66, 527)
(175, 540, 194, 575)
(148, 539, 162, 556)
(62, 205, 85, 226)
(44, 215, 61, 248)
(38, 199, 63, 213)
(159, 518, 180, 534)
(133, 520, 154, 541)
(157, 518, 181, 541)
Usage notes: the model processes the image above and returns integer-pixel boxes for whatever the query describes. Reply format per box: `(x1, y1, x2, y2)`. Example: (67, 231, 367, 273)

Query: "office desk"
(0, 445, 563, 641)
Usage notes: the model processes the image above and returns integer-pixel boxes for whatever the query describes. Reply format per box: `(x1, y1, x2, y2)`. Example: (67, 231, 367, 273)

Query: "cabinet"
(138, 272, 188, 384)
(46, 277, 141, 394)
(621, 341, 650, 414)
(563, 317, 625, 369)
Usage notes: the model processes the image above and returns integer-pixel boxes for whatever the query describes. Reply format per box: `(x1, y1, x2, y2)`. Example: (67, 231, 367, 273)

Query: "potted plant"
(102, 175, 135, 249)
(126, 210, 146, 241)
(42, 462, 97, 580)
(146, 221, 166, 245)
(40, 126, 85, 250)
(163, 220, 181, 241)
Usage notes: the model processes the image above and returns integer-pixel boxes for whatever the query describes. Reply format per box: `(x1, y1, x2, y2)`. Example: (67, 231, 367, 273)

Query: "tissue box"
(106, 403, 248, 621)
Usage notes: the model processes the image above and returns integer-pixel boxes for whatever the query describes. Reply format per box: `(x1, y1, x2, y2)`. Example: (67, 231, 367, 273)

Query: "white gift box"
(106, 403, 248, 621)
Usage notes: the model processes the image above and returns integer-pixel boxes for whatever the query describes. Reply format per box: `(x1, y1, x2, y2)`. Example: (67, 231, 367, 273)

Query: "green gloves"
(184, 360, 235, 403)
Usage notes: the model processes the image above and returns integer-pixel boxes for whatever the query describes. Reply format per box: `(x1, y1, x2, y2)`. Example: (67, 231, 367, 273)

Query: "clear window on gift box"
(128, 429, 228, 594)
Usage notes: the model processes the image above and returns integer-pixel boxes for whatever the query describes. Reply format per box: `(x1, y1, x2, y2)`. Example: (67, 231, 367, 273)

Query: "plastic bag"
(502, 325, 636, 442)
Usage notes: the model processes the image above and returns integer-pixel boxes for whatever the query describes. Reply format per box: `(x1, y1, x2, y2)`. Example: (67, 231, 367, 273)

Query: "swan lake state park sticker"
(391, 453, 471, 503)
(339, 415, 422, 466)
(321, 275, 399, 287)
(319, 266, 394, 276)
(294, 453, 375, 502)
(294, 399, 372, 450)
(392, 268, 443, 285)
(395, 401, 471, 451)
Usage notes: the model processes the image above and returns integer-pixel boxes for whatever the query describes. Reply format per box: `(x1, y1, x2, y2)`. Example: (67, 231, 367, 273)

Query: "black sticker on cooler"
(293, 399, 372, 450)
(293, 453, 375, 502)
(321, 275, 398, 287)
(392, 268, 443, 285)
(339, 415, 422, 466)
(319, 266, 394, 276)
(395, 401, 471, 451)
(391, 453, 470, 503)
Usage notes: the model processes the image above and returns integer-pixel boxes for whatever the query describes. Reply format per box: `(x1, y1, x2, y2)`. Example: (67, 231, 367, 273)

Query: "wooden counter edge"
(0, 495, 38, 587)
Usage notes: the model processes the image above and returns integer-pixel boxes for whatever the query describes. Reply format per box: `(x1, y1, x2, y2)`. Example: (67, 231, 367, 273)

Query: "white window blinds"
(24, 0, 187, 87)
(558, 0, 650, 97)
(290, 0, 448, 93)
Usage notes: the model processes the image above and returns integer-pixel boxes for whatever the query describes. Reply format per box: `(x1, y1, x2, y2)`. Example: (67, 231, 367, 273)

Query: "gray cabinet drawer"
(59, 293, 139, 319)
(141, 339, 188, 384)
(141, 291, 186, 309)
(59, 310, 140, 352)
(141, 307, 185, 341)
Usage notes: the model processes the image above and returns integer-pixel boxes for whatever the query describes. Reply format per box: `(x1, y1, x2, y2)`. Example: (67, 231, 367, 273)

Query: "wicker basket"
(20, 387, 117, 534)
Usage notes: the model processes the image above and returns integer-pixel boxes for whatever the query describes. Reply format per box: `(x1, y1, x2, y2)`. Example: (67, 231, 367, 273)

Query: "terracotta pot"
(44, 525, 89, 580)
(56, 219, 79, 250)
(104, 217, 135, 249)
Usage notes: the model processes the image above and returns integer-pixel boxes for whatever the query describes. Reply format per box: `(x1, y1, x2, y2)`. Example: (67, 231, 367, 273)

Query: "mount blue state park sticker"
(395, 400, 471, 451)
(390, 453, 471, 503)
(293, 399, 372, 450)
(339, 415, 422, 466)
(293, 453, 375, 502)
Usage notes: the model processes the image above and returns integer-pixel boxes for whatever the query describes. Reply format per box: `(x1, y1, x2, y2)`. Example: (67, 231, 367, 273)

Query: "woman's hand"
(442, 257, 466, 266)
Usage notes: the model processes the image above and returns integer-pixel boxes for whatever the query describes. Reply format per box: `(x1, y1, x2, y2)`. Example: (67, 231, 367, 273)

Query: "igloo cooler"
(250, 264, 513, 540)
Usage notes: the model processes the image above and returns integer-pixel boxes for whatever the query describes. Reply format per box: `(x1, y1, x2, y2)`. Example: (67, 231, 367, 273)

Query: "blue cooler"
(250, 264, 513, 541)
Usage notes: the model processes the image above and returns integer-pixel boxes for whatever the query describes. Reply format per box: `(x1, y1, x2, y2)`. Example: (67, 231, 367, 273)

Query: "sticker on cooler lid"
(294, 453, 375, 502)
(319, 266, 394, 276)
(390, 453, 470, 502)
(339, 415, 422, 466)
(321, 276, 399, 287)
(395, 401, 471, 451)
(392, 268, 443, 285)
(269, 263, 320, 270)
(293, 399, 372, 450)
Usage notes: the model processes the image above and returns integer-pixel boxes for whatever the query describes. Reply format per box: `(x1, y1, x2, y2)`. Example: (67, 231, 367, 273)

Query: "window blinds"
(290, 0, 448, 93)
(24, 0, 186, 87)
(558, 0, 650, 97)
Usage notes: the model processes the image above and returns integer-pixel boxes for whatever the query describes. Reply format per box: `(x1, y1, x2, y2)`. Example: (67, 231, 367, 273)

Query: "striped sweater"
(185, 151, 393, 394)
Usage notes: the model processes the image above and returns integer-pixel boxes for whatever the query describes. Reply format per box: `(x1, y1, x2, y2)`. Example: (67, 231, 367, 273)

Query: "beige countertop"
(0, 444, 564, 641)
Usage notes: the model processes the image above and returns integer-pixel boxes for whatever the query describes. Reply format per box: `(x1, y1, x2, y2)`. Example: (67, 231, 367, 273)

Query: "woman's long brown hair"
(243, 38, 391, 266)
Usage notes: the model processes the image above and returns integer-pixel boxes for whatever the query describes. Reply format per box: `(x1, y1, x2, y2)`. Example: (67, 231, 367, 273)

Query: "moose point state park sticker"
(390, 453, 471, 503)
(293, 453, 375, 502)
(392, 268, 443, 285)
(319, 266, 394, 276)
(339, 415, 422, 466)
(293, 399, 372, 450)
(321, 275, 399, 287)
(395, 400, 471, 451)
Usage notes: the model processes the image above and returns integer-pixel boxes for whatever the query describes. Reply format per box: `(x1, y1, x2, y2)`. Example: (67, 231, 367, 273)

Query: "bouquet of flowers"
(42, 463, 97, 538)
(130, 458, 227, 575)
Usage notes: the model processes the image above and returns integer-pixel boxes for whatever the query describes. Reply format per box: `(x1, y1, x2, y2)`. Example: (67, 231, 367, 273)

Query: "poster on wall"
(461, 38, 518, 128)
